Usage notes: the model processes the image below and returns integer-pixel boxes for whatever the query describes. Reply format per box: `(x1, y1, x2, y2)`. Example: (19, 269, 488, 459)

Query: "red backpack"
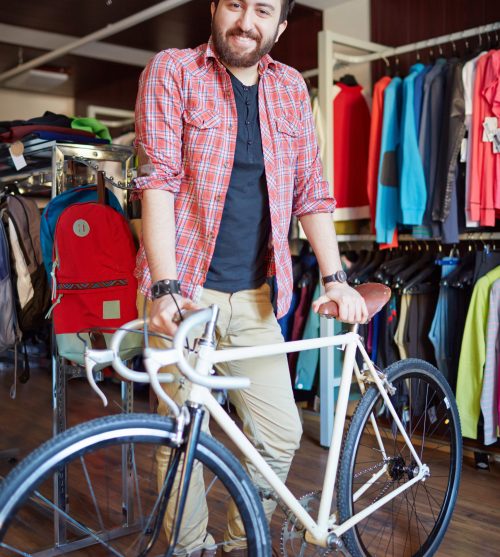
(48, 197, 139, 365)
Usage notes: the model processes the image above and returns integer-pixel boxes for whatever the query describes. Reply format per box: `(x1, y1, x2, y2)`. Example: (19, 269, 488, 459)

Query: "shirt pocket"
(274, 114, 301, 167)
(184, 108, 221, 129)
(182, 108, 222, 164)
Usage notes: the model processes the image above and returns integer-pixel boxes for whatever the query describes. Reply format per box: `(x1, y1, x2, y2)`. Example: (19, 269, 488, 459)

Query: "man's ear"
(210, 2, 216, 18)
(275, 20, 288, 43)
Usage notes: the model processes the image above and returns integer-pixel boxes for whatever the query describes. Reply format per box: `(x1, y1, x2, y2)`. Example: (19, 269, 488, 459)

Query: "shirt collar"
(204, 36, 277, 75)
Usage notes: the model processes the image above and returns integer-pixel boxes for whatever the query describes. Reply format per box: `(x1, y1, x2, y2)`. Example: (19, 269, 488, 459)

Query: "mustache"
(226, 29, 260, 42)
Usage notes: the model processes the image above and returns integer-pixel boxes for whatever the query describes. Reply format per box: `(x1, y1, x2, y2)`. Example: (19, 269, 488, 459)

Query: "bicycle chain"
(353, 460, 385, 479)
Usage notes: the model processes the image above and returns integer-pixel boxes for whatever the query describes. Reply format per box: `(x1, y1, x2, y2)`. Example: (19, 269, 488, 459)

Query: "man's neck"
(224, 63, 259, 86)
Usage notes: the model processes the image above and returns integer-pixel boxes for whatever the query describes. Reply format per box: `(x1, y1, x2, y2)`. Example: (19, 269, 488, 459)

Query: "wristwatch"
(321, 270, 347, 286)
(151, 279, 182, 300)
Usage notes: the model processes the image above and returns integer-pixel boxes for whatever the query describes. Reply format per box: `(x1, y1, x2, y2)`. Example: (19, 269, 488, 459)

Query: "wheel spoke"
(338, 362, 462, 557)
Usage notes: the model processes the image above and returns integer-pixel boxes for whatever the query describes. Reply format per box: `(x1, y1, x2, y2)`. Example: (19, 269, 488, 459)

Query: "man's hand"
(149, 294, 199, 337)
(312, 282, 369, 324)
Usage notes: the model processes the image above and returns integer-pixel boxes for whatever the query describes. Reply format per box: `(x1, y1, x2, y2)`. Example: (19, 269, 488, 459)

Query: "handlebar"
(84, 306, 251, 408)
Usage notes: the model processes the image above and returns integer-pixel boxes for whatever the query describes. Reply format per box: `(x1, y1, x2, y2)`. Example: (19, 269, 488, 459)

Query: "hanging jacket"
(367, 76, 391, 233)
(469, 50, 500, 226)
(456, 265, 500, 440)
(376, 77, 402, 244)
(400, 63, 427, 225)
(332, 82, 370, 220)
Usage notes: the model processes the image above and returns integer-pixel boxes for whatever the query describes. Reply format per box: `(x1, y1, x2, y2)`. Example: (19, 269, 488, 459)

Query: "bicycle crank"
(280, 491, 348, 556)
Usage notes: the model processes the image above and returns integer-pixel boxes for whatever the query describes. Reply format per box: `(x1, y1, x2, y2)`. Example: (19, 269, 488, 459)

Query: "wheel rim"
(0, 423, 257, 556)
(348, 370, 460, 557)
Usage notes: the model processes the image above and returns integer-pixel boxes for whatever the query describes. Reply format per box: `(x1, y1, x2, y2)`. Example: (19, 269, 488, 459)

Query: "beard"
(211, 20, 279, 68)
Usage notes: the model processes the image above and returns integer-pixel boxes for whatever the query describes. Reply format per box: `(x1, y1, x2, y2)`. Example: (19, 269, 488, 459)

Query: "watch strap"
(322, 270, 347, 286)
(151, 278, 182, 300)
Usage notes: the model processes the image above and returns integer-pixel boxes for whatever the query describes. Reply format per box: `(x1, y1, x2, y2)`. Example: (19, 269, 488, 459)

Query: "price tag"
(9, 141, 27, 170)
(460, 137, 467, 162)
(482, 116, 498, 142)
(493, 130, 500, 154)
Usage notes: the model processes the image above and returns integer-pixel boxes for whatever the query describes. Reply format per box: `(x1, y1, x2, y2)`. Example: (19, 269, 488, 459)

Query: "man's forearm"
(298, 212, 343, 277)
(142, 189, 177, 283)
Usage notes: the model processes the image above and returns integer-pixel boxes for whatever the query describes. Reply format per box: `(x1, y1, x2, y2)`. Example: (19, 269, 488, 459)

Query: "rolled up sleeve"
(292, 80, 336, 217)
(134, 51, 184, 195)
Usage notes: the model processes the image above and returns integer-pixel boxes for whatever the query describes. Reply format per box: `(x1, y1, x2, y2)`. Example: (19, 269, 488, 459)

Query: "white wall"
(0, 89, 74, 121)
(322, 0, 372, 94)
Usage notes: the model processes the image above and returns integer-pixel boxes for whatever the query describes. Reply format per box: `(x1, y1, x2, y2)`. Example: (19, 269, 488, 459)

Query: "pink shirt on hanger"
(482, 50, 500, 215)
(469, 50, 500, 227)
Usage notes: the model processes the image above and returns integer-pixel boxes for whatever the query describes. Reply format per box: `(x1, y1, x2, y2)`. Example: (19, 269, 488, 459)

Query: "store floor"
(1, 365, 499, 556)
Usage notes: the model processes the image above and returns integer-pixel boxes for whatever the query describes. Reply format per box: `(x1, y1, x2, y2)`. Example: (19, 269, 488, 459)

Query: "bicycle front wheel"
(337, 359, 462, 557)
(0, 413, 270, 556)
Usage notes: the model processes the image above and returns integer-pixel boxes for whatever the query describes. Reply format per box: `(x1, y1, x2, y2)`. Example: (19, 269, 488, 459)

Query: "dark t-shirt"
(204, 71, 271, 292)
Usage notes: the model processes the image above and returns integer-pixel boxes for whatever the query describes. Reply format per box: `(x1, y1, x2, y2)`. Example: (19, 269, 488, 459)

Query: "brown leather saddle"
(317, 282, 392, 322)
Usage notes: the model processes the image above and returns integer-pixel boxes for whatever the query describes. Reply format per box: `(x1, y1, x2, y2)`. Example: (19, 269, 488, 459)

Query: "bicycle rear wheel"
(337, 359, 462, 557)
(0, 413, 270, 556)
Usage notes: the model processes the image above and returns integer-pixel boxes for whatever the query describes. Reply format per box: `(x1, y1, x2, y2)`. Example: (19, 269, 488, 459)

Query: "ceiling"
(0, 1, 324, 113)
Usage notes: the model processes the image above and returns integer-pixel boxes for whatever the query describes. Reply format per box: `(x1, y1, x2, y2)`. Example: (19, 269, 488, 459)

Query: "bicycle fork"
(136, 403, 205, 557)
(164, 403, 206, 557)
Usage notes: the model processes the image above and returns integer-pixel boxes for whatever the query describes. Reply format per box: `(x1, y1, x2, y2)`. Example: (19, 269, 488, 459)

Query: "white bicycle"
(0, 283, 462, 556)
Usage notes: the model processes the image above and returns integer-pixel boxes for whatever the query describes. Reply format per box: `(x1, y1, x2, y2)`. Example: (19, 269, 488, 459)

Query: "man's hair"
(213, 1, 296, 24)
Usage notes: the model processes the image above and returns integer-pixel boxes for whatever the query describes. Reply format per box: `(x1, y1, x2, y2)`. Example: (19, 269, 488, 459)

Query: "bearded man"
(134, 1, 367, 554)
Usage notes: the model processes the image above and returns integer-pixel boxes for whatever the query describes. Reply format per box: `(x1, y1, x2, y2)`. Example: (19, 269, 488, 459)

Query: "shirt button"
(224, 162, 229, 168)
(248, 140, 253, 145)
(245, 121, 250, 125)
(245, 100, 251, 105)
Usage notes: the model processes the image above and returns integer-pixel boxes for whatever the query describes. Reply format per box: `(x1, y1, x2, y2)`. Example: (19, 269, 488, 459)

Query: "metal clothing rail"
(305, 22, 500, 79)
(314, 22, 500, 447)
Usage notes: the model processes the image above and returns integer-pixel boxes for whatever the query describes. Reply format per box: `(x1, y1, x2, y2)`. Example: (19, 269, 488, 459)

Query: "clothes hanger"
(402, 263, 440, 293)
(444, 251, 475, 288)
(339, 74, 359, 86)
(382, 56, 391, 77)
(393, 250, 435, 288)
(350, 250, 388, 284)
(346, 249, 371, 280)
(349, 249, 378, 284)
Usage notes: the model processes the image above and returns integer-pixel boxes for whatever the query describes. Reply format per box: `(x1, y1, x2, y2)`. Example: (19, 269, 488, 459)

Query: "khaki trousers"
(138, 284, 302, 553)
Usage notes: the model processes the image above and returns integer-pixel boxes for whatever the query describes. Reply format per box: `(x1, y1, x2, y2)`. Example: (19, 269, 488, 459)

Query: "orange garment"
(367, 76, 392, 233)
(469, 50, 500, 226)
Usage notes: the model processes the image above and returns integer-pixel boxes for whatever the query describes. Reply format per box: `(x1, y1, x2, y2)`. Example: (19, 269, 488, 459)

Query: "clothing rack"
(310, 22, 500, 447)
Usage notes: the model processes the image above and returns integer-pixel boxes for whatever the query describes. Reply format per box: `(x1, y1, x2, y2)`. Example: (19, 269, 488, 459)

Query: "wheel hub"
(387, 456, 418, 481)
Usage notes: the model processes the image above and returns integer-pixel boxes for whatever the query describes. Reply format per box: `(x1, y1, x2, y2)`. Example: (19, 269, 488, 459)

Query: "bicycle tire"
(0, 413, 271, 556)
(337, 359, 462, 557)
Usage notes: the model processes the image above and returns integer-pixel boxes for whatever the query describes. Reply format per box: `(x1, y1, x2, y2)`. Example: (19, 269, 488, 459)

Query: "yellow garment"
(456, 266, 500, 439)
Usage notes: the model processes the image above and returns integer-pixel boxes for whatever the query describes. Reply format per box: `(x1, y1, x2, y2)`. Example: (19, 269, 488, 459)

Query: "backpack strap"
(97, 170, 106, 205)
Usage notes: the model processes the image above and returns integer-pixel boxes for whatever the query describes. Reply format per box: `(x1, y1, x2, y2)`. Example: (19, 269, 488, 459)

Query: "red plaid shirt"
(134, 39, 335, 317)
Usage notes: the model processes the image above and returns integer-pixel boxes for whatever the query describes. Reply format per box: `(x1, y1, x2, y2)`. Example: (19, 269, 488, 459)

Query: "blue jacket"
(400, 63, 427, 225)
(376, 77, 402, 244)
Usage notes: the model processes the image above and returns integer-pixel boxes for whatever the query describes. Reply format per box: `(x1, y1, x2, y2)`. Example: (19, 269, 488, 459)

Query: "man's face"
(211, 1, 287, 68)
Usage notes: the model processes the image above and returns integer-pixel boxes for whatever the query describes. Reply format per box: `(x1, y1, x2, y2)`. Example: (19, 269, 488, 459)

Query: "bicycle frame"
(142, 324, 429, 549)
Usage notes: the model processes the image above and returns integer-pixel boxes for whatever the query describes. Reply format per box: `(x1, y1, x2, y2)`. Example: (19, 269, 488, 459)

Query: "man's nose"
(236, 9, 255, 32)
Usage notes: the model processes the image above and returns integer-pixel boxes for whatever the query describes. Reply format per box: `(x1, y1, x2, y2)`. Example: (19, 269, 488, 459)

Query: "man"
(134, 0, 368, 554)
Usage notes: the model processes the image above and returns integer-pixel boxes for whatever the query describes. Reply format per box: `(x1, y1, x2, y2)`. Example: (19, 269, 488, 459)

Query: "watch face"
(336, 270, 347, 283)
